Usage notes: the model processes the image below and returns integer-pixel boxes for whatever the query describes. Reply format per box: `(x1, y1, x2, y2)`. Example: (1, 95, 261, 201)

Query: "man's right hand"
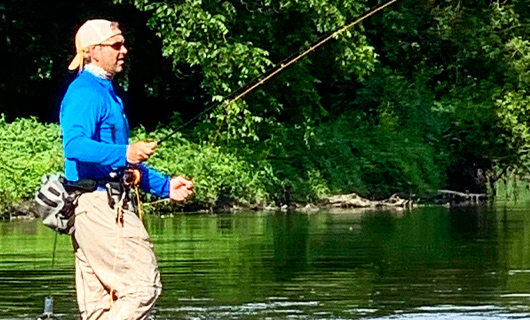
(127, 141, 157, 164)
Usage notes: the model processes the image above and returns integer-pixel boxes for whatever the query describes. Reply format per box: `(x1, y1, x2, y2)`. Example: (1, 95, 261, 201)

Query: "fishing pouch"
(35, 175, 96, 234)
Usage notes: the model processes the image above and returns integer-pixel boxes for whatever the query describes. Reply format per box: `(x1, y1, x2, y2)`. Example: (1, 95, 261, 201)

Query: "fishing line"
(38, 232, 58, 320)
(47, 232, 58, 296)
(157, 0, 400, 145)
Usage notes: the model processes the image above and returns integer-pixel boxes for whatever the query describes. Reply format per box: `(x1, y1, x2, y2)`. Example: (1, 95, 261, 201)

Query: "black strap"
(65, 179, 97, 192)
(37, 193, 59, 208)
(47, 186, 61, 197)
(65, 178, 119, 192)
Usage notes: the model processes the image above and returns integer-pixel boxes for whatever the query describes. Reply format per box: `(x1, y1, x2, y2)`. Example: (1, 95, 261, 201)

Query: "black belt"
(65, 178, 120, 192)
(66, 178, 136, 212)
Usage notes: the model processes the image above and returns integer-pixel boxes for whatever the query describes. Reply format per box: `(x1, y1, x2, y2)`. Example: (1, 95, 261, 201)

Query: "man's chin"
(113, 65, 124, 75)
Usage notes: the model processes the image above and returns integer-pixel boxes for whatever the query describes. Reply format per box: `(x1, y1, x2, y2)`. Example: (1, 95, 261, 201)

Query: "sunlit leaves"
(131, 126, 276, 207)
(505, 36, 530, 85)
(117, 0, 375, 143)
(0, 116, 63, 211)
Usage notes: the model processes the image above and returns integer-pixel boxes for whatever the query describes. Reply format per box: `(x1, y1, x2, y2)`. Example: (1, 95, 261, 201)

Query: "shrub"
(0, 114, 447, 213)
(0, 116, 63, 212)
(132, 127, 277, 209)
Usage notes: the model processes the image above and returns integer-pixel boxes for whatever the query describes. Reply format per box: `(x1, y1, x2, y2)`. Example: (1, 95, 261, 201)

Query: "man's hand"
(127, 141, 157, 164)
(170, 176, 193, 202)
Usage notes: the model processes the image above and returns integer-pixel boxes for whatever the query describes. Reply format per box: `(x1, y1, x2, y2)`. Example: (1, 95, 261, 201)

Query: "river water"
(2, 204, 530, 319)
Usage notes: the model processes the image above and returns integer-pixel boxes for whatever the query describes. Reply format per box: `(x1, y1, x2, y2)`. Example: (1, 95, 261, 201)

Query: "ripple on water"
(7, 208, 530, 319)
(361, 305, 530, 320)
(156, 302, 530, 320)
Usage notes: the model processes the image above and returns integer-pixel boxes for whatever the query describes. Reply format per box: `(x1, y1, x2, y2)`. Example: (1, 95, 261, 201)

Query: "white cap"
(68, 19, 122, 71)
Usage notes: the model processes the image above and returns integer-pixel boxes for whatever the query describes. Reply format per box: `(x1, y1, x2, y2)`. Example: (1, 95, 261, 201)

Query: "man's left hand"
(170, 176, 193, 202)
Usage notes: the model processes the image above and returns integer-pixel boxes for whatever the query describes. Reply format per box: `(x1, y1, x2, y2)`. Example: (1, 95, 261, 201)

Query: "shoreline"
(2, 190, 490, 221)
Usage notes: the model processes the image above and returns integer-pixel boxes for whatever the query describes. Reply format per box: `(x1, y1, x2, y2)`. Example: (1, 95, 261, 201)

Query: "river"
(2, 204, 530, 319)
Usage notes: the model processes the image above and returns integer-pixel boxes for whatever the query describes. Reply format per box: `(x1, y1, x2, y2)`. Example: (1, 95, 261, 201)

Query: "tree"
(115, 0, 377, 143)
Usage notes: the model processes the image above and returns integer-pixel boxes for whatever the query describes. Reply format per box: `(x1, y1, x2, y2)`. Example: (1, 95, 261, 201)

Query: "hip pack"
(35, 175, 96, 234)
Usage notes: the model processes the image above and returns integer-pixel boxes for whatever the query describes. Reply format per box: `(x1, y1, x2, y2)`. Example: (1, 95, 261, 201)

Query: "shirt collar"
(84, 64, 112, 80)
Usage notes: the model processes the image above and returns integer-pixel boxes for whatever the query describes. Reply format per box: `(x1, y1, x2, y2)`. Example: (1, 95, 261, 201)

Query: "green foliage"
(0, 114, 445, 212)
(364, 0, 530, 190)
(264, 115, 445, 201)
(9, 0, 530, 211)
(117, 0, 376, 143)
(0, 115, 278, 211)
(117, 0, 273, 142)
(491, 2, 530, 174)
(0, 116, 63, 211)
(132, 126, 277, 207)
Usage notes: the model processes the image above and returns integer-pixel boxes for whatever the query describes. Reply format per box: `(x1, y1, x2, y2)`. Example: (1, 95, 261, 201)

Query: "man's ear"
(89, 46, 100, 62)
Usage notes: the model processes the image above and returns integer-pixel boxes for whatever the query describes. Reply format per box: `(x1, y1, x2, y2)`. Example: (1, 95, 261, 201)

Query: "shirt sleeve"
(138, 164, 170, 198)
(60, 87, 128, 167)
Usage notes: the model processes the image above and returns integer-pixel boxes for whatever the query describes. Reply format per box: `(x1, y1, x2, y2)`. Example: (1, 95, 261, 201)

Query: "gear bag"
(35, 174, 80, 234)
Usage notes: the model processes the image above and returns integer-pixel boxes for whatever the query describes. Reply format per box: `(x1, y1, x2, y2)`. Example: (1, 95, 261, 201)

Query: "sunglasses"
(98, 42, 125, 51)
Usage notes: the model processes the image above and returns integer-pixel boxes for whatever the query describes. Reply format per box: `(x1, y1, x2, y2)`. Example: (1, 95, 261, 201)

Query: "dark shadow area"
(0, 0, 208, 130)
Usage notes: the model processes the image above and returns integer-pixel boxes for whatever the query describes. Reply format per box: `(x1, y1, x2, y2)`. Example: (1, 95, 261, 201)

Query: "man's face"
(91, 33, 128, 77)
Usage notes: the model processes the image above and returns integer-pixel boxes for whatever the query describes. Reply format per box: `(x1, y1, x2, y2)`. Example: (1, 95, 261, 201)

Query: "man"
(60, 19, 193, 319)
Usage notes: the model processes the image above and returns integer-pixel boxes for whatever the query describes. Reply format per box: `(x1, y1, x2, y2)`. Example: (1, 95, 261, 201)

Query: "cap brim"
(68, 53, 83, 70)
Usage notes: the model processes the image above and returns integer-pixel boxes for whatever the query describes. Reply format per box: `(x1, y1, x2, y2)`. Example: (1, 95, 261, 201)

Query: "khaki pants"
(72, 191, 162, 320)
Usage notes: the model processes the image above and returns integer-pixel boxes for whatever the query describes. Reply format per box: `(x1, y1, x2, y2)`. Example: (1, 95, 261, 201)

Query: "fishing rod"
(157, 0, 400, 145)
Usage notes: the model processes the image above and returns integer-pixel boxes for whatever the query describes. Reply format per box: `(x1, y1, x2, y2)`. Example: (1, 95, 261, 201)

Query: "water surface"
(2, 205, 530, 319)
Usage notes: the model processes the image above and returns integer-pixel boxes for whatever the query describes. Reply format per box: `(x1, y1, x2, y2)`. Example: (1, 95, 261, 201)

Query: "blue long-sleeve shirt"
(60, 70, 170, 197)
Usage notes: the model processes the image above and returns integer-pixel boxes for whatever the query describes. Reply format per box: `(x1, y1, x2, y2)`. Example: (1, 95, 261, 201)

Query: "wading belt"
(67, 166, 142, 213)
(105, 167, 142, 214)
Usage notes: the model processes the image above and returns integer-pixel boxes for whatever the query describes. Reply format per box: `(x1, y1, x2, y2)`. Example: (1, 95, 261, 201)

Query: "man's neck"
(84, 64, 112, 80)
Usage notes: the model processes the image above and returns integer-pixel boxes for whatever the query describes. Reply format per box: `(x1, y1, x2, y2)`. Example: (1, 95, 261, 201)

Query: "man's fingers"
(171, 188, 191, 202)
(139, 148, 154, 158)
(181, 176, 193, 188)
(177, 189, 188, 199)
(174, 176, 193, 189)
(170, 176, 194, 202)
(169, 175, 194, 202)
(147, 141, 158, 149)
(127, 141, 157, 164)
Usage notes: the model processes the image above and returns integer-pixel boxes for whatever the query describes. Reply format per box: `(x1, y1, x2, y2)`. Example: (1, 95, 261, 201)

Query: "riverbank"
(1, 115, 452, 218)
(4, 188, 495, 222)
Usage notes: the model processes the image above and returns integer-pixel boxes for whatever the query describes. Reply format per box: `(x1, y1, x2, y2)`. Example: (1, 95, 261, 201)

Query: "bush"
(0, 114, 447, 213)
(132, 126, 278, 209)
(0, 116, 63, 212)
(0, 116, 278, 212)
(265, 115, 446, 201)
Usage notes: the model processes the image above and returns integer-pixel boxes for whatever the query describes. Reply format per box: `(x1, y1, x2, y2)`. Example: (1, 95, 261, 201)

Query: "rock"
(320, 193, 413, 209)
(297, 203, 319, 212)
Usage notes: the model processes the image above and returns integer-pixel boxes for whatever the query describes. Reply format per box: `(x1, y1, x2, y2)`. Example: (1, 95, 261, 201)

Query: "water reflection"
(3, 206, 530, 319)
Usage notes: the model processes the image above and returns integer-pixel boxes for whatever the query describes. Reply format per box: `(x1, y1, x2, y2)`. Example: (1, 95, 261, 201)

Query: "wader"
(72, 182, 162, 320)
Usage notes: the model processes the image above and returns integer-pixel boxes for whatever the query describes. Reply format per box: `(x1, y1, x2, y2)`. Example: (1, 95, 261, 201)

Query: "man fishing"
(60, 19, 193, 319)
